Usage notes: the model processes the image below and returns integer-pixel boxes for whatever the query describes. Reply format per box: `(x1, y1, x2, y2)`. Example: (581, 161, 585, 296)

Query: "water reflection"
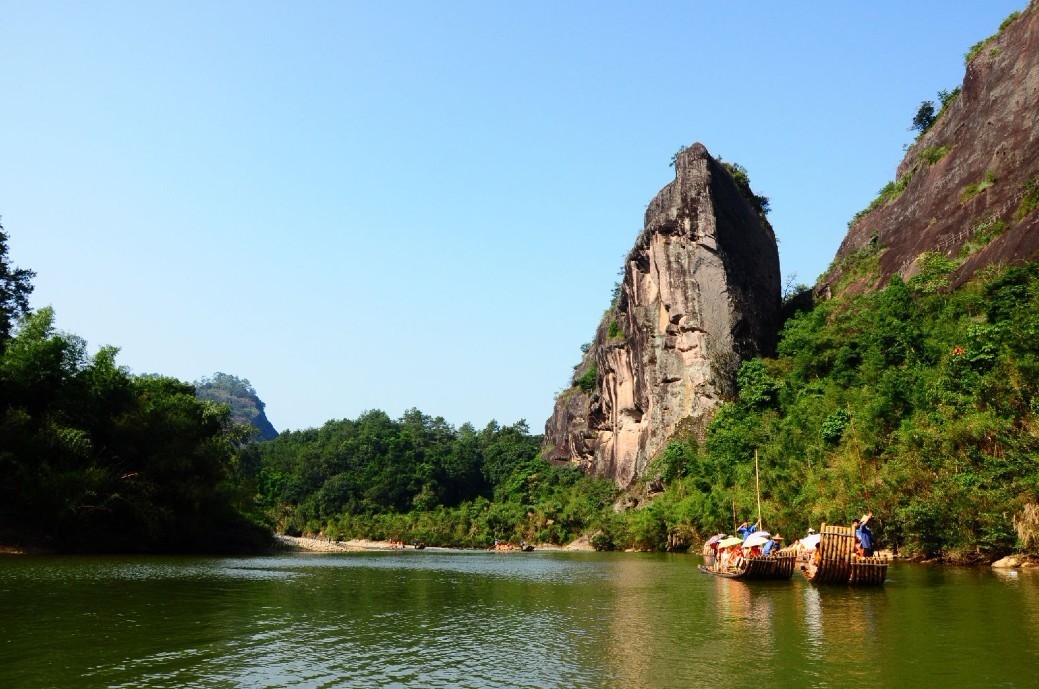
(3, 555, 1039, 688)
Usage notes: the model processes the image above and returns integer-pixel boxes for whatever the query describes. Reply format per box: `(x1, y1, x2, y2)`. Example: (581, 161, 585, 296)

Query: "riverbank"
(276, 534, 597, 553)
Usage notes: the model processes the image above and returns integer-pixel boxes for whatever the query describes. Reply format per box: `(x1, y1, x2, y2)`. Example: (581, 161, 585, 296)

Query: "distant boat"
(799, 524, 887, 585)
(492, 542, 534, 552)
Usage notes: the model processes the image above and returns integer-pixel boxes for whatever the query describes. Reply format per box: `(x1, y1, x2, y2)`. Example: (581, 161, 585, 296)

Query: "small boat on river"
(800, 524, 888, 585)
(698, 534, 796, 580)
(492, 541, 534, 552)
(699, 450, 795, 581)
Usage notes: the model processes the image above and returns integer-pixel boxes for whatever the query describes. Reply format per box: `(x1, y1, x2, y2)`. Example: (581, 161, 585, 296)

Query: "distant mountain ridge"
(195, 373, 278, 441)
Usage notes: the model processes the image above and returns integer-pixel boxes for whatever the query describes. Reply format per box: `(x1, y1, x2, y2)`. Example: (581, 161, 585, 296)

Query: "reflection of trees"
(712, 575, 777, 642)
(601, 555, 722, 687)
(602, 556, 788, 687)
(799, 577, 889, 684)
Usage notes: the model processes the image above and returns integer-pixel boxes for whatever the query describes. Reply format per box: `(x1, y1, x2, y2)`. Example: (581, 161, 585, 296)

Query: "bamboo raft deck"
(801, 524, 888, 586)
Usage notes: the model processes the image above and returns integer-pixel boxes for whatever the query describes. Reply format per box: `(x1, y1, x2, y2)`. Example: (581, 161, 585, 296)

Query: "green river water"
(1, 551, 1036, 688)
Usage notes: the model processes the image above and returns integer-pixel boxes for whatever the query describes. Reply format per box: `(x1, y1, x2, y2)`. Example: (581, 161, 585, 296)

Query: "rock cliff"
(195, 372, 279, 441)
(544, 143, 781, 486)
(822, 2, 1039, 295)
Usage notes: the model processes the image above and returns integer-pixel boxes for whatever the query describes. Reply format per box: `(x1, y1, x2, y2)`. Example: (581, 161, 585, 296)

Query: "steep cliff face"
(544, 143, 781, 486)
(822, 2, 1039, 295)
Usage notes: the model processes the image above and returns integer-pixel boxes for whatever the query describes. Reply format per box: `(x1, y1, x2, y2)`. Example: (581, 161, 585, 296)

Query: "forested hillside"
(0, 222, 267, 553)
(238, 411, 620, 547)
(641, 261, 1039, 561)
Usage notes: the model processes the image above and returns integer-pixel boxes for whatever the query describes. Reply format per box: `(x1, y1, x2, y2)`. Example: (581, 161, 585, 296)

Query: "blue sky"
(1, 1, 1027, 433)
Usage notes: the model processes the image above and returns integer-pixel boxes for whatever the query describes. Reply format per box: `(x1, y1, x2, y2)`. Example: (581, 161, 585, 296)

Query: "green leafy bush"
(577, 363, 597, 393)
(960, 170, 997, 203)
(965, 11, 1021, 65)
(921, 145, 951, 165)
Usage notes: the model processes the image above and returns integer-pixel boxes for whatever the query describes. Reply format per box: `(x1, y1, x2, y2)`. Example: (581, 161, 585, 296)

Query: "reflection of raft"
(800, 524, 888, 585)
(698, 549, 797, 580)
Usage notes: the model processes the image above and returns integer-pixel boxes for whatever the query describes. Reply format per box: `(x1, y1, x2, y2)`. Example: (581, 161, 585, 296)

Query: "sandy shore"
(274, 534, 596, 553)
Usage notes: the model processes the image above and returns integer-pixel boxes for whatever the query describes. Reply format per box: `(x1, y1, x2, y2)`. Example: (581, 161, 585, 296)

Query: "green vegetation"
(669, 145, 688, 168)
(607, 319, 623, 340)
(0, 219, 35, 342)
(576, 362, 597, 393)
(633, 262, 1039, 560)
(0, 223, 267, 553)
(721, 161, 771, 216)
(849, 170, 916, 227)
(961, 170, 997, 203)
(912, 101, 936, 133)
(911, 88, 961, 139)
(938, 87, 960, 112)
(1014, 177, 1039, 222)
(920, 145, 951, 165)
(240, 411, 621, 547)
(959, 214, 1008, 258)
(196, 372, 278, 441)
(965, 11, 1022, 65)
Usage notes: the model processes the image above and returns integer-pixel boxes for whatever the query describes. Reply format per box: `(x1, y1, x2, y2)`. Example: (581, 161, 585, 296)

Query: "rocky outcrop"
(544, 143, 781, 486)
(822, 2, 1039, 295)
(195, 372, 278, 441)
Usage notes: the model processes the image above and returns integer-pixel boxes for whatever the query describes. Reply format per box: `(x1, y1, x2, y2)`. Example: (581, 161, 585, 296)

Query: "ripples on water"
(2, 552, 1038, 688)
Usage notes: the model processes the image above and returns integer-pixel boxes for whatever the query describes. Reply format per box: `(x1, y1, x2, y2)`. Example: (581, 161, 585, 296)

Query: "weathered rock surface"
(544, 143, 780, 486)
(992, 554, 1025, 568)
(822, 2, 1039, 295)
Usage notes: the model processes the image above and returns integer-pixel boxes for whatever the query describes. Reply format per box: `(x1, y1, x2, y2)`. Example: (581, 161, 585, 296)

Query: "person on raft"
(855, 513, 876, 557)
(736, 520, 759, 540)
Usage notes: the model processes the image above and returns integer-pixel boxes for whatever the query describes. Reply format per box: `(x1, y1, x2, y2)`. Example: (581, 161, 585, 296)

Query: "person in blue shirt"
(855, 513, 876, 557)
(736, 520, 759, 540)
(761, 535, 781, 555)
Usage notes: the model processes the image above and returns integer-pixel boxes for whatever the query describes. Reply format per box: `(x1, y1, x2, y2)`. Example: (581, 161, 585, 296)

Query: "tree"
(0, 219, 36, 344)
(912, 101, 936, 133)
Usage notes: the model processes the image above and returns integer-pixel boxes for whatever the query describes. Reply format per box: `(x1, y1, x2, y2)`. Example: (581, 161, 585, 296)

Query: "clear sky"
(1, 1, 1027, 433)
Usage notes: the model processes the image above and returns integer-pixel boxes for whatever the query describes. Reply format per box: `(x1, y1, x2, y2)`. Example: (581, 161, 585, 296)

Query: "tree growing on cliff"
(721, 162, 771, 216)
(911, 100, 936, 133)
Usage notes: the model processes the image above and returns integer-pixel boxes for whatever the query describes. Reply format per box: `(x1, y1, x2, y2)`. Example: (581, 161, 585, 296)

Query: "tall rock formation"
(822, 2, 1039, 295)
(544, 143, 781, 486)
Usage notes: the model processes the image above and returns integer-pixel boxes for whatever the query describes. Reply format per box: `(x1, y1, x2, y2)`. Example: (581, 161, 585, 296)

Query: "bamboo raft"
(699, 548, 797, 580)
(801, 524, 888, 585)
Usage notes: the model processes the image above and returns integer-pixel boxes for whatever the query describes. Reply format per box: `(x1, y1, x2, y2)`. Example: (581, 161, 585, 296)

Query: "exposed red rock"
(822, 1, 1039, 295)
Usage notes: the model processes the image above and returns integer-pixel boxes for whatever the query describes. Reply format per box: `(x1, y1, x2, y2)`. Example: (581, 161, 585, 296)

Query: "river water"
(1, 551, 1036, 688)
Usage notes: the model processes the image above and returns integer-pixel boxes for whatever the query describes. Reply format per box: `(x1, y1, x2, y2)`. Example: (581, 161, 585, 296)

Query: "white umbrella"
(800, 533, 821, 550)
(743, 532, 772, 548)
